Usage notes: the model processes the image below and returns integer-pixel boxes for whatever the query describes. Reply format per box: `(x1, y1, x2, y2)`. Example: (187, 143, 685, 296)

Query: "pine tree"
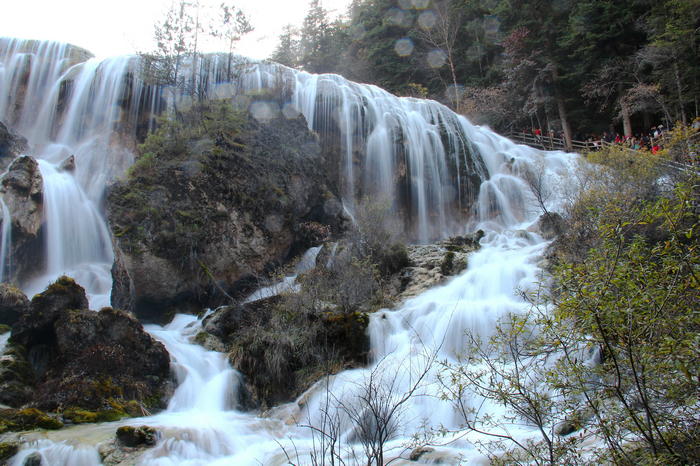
(211, 2, 253, 80)
(271, 25, 302, 68)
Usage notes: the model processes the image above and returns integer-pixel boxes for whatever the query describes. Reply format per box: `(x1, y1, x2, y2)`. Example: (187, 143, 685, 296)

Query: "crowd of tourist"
(520, 124, 671, 154)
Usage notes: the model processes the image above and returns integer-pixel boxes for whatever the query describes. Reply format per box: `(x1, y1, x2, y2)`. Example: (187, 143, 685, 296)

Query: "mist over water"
(0, 37, 577, 465)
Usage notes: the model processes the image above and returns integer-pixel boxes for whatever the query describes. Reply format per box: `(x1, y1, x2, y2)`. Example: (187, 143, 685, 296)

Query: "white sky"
(0, 0, 352, 60)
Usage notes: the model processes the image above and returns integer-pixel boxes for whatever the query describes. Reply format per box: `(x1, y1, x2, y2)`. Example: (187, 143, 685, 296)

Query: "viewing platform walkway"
(504, 129, 606, 153)
(505, 129, 699, 175)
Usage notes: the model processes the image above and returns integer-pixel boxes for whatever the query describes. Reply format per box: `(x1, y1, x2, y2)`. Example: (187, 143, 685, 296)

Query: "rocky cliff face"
(0, 122, 28, 173)
(0, 155, 45, 284)
(107, 109, 346, 320)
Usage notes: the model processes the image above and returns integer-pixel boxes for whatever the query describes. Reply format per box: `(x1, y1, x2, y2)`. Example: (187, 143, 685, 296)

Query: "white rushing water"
(0, 37, 580, 465)
(0, 331, 10, 354)
(7, 227, 564, 465)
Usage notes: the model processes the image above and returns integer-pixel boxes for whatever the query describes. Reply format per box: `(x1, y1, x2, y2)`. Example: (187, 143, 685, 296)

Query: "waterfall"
(28, 160, 114, 309)
(0, 198, 11, 282)
(0, 37, 583, 465)
(0, 38, 159, 306)
(0, 38, 525, 301)
(137, 53, 490, 242)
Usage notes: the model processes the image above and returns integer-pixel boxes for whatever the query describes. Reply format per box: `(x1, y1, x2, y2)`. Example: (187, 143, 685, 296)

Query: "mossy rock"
(0, 408, 63, 433)
(0, 282, 30, 327)
(0, 442, 19, 461)
(0, 344, 35, 385)
(378, 242, 411, 276)
(322, 311, 370, 362)
(125, 400, 144, 417)
(116, 425, 157, 447)
(62, 406, 126, 424)
(441, 251, 455, 275)
(193, 331, 225, 352)
(45, 275, 78, 293)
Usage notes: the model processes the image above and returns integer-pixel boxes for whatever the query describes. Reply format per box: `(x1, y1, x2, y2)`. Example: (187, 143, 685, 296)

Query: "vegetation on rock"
(0, 283, 29, 327)
(0, 408, 63, 434)
(108, 98, 345, 319)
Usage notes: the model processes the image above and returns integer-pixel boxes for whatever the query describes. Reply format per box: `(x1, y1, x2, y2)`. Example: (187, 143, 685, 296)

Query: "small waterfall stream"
(0, 198, 11, 282)
(0, 36, 580, 465)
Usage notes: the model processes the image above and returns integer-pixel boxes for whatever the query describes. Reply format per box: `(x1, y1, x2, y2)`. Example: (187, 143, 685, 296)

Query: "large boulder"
(7, 276, 171, 420)
(0, 155, 45, 284)
(10, 275, 89, 350)
(107, 111, 345, 320)
(198, 296, 369, 410)
(0, 121, 29, 173)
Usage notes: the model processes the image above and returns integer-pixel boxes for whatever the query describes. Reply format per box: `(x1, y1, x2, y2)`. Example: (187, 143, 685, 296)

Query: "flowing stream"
(0, 37, 579, 465)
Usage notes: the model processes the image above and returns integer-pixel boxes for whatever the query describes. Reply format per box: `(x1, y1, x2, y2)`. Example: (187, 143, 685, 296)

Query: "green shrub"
(378, 242, 411, 276)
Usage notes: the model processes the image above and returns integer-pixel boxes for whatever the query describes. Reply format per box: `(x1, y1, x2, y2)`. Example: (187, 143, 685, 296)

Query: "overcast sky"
(0, 0, 351, 60)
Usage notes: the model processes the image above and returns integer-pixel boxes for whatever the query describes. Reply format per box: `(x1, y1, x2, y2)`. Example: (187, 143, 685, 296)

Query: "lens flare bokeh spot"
(427, 49, 447, 68)
(418, 11, 437, 29)
(394, 38, 414, 57)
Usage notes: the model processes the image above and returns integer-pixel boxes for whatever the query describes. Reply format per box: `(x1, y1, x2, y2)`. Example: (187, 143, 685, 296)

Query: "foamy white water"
(0, 330, 10, 353)
(8, 228, 558, 465)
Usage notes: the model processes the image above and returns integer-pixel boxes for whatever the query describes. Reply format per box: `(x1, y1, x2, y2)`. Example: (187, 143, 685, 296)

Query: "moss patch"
(0, 442, 19, 461)
(0, 408, 63, 433)
(441, 251, 455, 275)
(62, 406, 126, 424)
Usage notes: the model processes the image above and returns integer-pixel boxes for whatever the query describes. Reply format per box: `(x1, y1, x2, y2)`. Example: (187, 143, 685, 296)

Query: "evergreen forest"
(272, 0, 700, 140)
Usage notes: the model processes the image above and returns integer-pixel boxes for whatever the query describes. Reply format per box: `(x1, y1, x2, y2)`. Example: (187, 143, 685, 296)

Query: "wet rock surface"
(99, 426, 159, 466)
(0, 156, 45, 284)
(0, 121, 28, 173)
(384, 231, 484, 304)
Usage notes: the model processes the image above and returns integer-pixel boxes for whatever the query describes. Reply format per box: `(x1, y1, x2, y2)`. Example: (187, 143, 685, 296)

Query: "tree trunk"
(550, 68, 572, 150)
(622, 104, 632, 136)
(673, 58, 688, 126)
(448, 59, 460, 113)
(556, 96, 572, 151)
(192, 8, 200, 97)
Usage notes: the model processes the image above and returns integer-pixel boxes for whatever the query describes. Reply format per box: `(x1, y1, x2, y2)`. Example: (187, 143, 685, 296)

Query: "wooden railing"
(505, 129, 699, 174)
(505, 130, 607, 153)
